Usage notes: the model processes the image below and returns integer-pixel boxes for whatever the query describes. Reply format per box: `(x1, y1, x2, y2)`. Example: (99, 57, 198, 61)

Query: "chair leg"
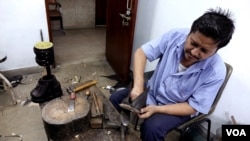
(206, 119, 211, 141)
(134, 116, 139, 130)
(59, 17, 65, 34)
(0, 73, 16, 105)
(120, 123, 127, 141)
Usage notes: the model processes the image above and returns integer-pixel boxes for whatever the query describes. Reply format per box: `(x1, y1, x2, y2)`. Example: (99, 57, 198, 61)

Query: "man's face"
(183, 31, 218, 66)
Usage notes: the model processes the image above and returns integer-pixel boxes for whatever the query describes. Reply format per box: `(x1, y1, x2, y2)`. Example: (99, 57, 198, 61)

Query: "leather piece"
(120, 90, 148, 113)
(119, 90, 148, 125)
(131, 91, 147, 110)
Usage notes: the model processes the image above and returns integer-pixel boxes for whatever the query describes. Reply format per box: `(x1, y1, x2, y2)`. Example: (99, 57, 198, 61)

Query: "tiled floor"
(52, 27, 106, 66)
(0, 27, 181, 141)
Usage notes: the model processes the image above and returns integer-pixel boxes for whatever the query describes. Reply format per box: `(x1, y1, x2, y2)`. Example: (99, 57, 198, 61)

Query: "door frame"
(45, 0, 53, 42)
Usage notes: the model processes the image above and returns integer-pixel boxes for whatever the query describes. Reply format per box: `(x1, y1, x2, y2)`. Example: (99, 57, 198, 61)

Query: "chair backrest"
(47, 0, 56, 4)
(176, 63, 233, 141)
(47, 0, 61, 10)
(176, 62, 233, 129)
(208, 62, 233, 114)
(47, 0, 62, 16)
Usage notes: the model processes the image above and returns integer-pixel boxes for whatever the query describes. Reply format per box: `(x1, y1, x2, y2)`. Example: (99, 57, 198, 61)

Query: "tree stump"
(41, 95, 90, 141)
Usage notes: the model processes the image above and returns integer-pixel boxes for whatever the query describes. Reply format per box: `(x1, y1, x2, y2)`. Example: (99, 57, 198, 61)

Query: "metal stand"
(30, 42, 62, 103)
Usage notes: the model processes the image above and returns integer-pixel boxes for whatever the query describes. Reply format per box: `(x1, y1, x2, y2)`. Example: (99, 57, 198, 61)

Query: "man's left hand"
(138, 105, 158, 119)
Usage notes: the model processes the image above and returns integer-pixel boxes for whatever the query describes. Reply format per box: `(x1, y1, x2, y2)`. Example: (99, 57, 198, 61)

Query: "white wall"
(0, 0, 49, 71)
(133, 0, 250, 133)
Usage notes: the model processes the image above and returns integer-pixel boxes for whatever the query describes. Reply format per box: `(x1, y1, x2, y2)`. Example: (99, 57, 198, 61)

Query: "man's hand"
(138, 105, 158, 119)
(138, 103, 197, 118)
(130, 87, 143, 101)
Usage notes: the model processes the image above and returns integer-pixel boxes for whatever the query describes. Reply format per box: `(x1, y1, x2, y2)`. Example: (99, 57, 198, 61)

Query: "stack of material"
(90, 91, 104, 128)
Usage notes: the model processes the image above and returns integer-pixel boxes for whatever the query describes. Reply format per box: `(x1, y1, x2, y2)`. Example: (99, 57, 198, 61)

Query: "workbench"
(40, 85, 139, 141)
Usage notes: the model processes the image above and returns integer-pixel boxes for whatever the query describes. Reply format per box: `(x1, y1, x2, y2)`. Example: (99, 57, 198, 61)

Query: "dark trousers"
(109, 88, 130, 112)
(109, 88, 191, 141)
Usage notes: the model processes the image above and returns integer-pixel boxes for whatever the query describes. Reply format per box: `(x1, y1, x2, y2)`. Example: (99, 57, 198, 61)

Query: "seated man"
(109, 7, 235, 141)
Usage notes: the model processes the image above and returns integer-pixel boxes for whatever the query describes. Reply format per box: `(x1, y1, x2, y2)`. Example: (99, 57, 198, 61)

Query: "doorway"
(46, 0, 107, 66)
(46, 0, 137, 85)
(52, 28, 106, 66)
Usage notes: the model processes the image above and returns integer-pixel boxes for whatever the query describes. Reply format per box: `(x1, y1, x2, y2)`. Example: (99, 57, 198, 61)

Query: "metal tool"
(67, 87, 76, 112)
(4, 133, 23, 141)
(66, 80, 98, 112)
(21, 97, 32, 107)
(119, 103, 141, 114)
(120, 111, 129, 141)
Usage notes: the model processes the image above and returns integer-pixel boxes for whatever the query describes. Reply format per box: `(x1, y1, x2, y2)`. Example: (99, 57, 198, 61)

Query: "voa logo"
(226, 129, 247, 136)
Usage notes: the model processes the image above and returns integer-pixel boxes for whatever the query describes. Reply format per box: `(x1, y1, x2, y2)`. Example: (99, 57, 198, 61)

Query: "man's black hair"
(190, 7, 235, 49)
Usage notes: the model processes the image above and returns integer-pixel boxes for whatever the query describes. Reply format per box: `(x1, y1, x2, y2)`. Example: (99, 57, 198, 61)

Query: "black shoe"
(120, 90, 148, 112)
(30, 75, 62, 103)
(131, 91, 147, 110)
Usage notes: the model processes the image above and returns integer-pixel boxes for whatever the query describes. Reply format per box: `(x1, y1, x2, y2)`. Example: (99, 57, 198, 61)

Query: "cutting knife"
(67, 87, 76, 112)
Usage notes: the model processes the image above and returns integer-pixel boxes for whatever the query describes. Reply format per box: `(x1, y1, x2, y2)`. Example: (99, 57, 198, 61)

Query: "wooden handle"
(73, 80, 97, 93)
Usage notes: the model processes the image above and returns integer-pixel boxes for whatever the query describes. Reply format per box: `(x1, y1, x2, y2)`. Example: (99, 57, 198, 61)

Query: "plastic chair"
(121, 62, 233, 141)
(0, 51, 17, 105)
(47, 0, 65, 34)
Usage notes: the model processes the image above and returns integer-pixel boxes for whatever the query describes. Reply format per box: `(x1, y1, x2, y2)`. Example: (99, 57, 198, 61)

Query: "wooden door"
(106, 0, 138, 84)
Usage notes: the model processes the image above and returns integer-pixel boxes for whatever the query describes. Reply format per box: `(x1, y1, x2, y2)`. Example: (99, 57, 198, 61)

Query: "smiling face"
(181, 31, 218, 67)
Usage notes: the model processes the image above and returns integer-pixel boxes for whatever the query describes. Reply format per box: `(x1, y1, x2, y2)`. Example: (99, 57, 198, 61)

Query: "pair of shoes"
(30, 75, 62, 103)
(0, 75, 23, 89)
(7, 75, 23, 87)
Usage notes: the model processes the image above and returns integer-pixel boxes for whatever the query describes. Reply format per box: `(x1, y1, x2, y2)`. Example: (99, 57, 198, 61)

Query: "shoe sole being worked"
(31, 92, 62, 103)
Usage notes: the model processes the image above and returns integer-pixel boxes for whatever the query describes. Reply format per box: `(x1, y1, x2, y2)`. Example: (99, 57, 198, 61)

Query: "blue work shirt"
(141, 28, 226, 115)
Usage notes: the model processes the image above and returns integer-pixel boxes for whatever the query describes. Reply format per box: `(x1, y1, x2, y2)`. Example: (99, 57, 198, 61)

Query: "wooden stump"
(41, 95, 90, 140)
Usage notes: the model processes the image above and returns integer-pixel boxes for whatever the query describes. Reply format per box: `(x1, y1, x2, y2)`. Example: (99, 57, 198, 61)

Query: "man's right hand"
(130, 87, 143, 101)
